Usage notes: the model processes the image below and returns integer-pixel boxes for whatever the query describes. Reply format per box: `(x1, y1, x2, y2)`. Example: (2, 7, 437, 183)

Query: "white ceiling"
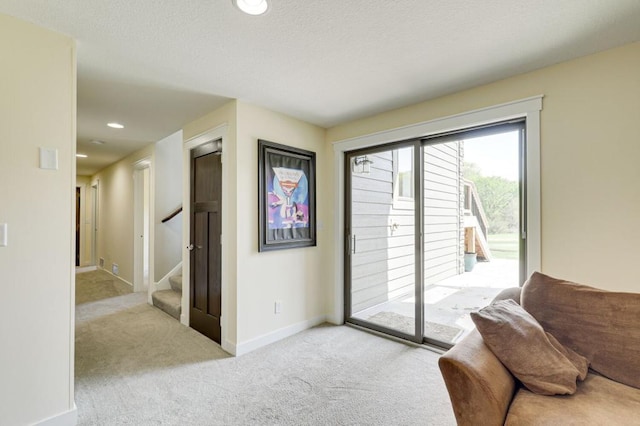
(1, 0, 639, 175)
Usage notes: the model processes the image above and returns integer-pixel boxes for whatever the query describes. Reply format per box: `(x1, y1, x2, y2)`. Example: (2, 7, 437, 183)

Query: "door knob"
(187, 244, 194, 251)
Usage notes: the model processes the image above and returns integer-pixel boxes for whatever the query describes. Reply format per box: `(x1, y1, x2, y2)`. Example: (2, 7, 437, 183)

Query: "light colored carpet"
(76, 269, 133, 305)
(75, 293, 455, 425)
(367, 311, 463, 343)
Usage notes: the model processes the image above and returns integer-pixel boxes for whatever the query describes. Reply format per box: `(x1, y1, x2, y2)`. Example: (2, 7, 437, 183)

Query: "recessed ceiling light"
(107, 122, 124, 129)
(91, 139, 106, 145)
(233, 0, 269, 15)
(76, 153, 88, 158)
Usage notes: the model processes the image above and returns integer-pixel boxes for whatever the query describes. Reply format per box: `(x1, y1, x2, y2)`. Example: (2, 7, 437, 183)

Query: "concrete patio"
(353, 258, 520, 345)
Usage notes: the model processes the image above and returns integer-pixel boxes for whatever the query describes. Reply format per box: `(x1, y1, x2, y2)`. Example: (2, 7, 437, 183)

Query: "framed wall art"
(258, 140, 316, 252)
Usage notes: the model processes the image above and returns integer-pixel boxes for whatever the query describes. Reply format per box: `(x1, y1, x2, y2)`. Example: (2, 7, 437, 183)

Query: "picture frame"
(258, 139, 316, 252)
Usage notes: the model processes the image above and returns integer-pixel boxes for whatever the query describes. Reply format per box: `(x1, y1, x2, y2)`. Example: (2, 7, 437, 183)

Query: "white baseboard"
(98, 266, 133, 288)
(75, 265, 97, 274)
(234, 315, 327, 356)
(34, 403, 77, 425)
(222, 338, 236, 356)
(326, 312, 343, 325)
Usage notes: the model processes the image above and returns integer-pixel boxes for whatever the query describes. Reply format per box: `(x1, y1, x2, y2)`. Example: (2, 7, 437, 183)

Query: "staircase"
(152, 274, 182, 320)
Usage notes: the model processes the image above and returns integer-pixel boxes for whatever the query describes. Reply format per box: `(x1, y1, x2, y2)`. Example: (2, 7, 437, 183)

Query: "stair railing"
(463, 180, 489, 241)
(161, 205, 182, 223)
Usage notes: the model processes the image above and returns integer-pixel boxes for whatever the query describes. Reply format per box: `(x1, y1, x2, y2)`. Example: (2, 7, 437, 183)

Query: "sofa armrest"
(492, 286, 522, 304)
(438, 329, 517, 426)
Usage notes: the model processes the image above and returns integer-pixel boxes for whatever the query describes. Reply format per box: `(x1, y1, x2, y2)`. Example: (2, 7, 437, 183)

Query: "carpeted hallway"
(76, 269, 133, 304)
(75, 271, 455, 425)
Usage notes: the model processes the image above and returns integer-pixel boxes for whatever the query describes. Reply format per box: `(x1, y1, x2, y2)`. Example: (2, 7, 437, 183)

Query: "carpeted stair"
(152, 274, 182, 320)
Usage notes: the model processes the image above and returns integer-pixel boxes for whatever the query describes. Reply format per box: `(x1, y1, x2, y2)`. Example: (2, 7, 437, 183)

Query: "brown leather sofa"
(438, 272, 640, 425)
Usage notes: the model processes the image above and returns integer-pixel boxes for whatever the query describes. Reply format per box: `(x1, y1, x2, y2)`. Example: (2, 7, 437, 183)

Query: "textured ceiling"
(1, 0, 639, 175)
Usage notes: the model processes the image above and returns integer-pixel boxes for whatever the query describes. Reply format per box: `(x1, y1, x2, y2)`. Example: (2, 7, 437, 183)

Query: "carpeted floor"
(75, 289, 456, 425)
(76, 269, 133, 304)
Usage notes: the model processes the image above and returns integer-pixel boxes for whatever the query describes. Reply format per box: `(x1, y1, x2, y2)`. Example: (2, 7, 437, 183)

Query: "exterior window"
(394, 147, 414, 205)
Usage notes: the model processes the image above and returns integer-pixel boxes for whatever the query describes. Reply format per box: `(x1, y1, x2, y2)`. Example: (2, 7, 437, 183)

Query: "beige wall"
(92, 144, 154, 284)
(0, 14, 76, 425)
(328, 42, 640, 293)
(235, 101, 329, 344)
(182, 100, 330, 351)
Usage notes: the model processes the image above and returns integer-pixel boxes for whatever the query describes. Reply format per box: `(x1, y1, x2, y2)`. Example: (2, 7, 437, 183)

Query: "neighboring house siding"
(424, 141, 463, 286)
(350, 144, 463, 314)
(351, 151, 415, 314)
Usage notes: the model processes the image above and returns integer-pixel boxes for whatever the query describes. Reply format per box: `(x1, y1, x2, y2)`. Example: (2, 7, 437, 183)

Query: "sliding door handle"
(346, 235, 357, 255)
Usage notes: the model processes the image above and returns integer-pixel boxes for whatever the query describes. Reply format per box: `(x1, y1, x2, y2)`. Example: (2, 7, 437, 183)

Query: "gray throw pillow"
(471, 299, 589, 395)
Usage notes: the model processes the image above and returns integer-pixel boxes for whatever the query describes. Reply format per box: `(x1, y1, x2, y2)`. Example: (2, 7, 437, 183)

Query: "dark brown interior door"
(190, 141, 222, 343)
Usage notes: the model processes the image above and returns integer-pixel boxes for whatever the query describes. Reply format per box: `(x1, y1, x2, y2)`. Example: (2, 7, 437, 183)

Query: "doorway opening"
(133, 160, 151, 292)
(345, 120, 526, 348)
(91, 182, 99, 266)
(75, 187, 81, 267)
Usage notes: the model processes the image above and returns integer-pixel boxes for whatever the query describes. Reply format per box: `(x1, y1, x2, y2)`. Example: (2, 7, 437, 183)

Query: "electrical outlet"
(275, 301, 282, 314)
(112, 263, 119, 276)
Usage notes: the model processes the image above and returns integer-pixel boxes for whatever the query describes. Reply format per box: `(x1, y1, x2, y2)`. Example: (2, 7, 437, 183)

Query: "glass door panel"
(422, 125, 524, 346)
(344, 121, 525, 348)
(346, 144, 421, 341)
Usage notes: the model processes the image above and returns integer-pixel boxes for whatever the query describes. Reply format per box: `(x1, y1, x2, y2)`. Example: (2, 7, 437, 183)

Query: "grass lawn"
(488, 233, 519, 260)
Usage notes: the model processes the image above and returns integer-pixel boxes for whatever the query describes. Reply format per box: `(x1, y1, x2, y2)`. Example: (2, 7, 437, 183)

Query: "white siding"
(350, 151, 415, 314)
(424, 141, 464, 285)
(349, 143, 463, 314)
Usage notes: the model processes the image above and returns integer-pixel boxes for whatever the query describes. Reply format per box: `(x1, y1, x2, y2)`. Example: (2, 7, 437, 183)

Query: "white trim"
(182, 124, 229, 351)
(75, 265, 97, 274)
(222, 338, 236, 356)
(332, 95, 543, 322)
(332, 95, 543, 151)
(524, 108, 542, 275)
(90, 181, 99, 266)
(133, 157, 153, 293)
(98, 266, 134, 288)
(330, 147, 345, 325)
(33, 403, 77, 426)
(75, 183, 87, 266)
(234, 315, 327, 356)
(150, 262, 183, 305)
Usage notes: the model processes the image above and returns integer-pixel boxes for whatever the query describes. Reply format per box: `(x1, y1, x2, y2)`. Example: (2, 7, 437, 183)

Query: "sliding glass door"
(345, 142, 423, 342)
(345, 121, 526, 348)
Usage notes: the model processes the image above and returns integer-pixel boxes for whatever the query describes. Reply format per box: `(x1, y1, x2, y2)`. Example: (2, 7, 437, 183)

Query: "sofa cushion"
(471, 299, 588, 395)
(521, 272, 640, 389)
(505, 373, 640, 425)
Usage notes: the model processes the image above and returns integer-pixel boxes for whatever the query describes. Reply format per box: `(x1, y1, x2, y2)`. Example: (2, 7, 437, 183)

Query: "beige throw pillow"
(471, 299, 589, 395)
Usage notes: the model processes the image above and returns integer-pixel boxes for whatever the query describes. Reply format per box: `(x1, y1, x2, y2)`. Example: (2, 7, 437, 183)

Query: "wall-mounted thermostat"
(39, 147, 59, 170)
(0, 223, 7, 247)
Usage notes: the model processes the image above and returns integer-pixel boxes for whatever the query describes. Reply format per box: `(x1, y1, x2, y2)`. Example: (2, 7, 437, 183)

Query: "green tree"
(464, 162, 518, 234)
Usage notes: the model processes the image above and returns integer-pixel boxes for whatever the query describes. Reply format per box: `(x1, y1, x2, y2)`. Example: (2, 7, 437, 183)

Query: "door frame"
(91, 180, 99, 266)
(182, 124, 231, 353)
(133, 157, 153, 293)
(76, 183, 91, 267)
(332, 96, 543, 327)
(75, 185, 82, 267)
